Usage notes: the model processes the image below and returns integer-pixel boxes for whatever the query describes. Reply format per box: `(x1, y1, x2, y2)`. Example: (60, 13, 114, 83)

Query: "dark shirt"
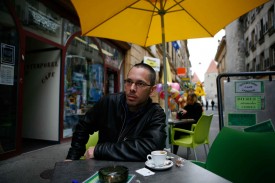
(177, 102, 203, 122)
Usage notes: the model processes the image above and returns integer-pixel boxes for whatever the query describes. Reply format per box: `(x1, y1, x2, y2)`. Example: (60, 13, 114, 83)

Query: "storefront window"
(98, 39, 124, 69)
(97, 39, 125, 95)
(64, 36, 104, 138)
(63, 19, 80, 45)
(0, 1, 19, 154)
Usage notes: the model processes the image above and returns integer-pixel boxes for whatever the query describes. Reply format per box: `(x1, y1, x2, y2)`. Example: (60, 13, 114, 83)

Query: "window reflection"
(63, 36, 103, 138)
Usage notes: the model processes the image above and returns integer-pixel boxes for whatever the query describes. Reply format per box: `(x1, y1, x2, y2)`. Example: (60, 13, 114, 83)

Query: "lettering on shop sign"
(235, 81, 264, 93)
(42, 72, 55, 83)
(26, 61, 58, 70)
(235, 96, 263, 110)
(25, 61, 58, 84)
(28, 4, 60, 33)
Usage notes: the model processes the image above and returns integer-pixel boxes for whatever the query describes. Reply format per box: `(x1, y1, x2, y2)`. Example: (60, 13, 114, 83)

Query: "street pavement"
(0, 108, 219, 183)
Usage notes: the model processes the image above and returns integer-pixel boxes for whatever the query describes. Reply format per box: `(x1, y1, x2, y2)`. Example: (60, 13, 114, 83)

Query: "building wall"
(225, 20, 246, 73)
(223, 0, 275, 73)
(216, 37, 226, 74)
(215, 37, 226, 109)
(243, 0, 275, 72)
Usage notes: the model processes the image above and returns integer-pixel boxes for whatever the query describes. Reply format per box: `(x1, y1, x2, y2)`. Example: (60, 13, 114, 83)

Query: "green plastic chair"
(192, 127, 275, 183)
(85, 131, 99, 149)
(80, 131, 99, 159)
(171, 114, 213, 160)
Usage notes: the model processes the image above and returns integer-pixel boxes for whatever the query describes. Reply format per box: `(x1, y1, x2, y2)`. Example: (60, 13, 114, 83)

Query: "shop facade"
(0, 0, 126, 160)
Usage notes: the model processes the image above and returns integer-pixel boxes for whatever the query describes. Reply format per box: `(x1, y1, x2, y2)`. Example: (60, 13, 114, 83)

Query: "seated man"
(66, 63, 167, 161)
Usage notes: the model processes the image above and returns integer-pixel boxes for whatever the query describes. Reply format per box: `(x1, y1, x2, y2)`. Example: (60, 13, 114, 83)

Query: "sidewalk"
(0, 109, 220, 183)
(0, 142, 71, 183)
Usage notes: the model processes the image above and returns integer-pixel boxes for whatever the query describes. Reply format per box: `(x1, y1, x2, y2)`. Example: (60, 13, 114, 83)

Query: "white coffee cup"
(147, 150, 167, 167)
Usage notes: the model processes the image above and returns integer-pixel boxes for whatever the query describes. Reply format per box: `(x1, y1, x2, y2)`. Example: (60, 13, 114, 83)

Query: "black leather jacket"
(66, 92, 167, 161)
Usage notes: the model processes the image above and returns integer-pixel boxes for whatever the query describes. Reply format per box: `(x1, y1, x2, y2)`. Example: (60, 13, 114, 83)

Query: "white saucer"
(145, 160, 173, 170)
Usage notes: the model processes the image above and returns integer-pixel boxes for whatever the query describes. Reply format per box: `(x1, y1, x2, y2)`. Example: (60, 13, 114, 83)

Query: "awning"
(161, 58, 172, 83)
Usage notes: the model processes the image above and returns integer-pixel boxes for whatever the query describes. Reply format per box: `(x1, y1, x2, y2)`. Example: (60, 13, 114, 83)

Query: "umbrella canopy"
(72, 0, 268, 47)
(71, 0, 269, 148)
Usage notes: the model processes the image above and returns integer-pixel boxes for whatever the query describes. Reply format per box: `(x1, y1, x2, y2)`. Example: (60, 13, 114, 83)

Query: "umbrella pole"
(160, 13, 170, 150)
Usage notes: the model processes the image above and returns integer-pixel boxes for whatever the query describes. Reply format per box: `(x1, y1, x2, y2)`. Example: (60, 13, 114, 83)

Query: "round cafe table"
(51, 152, 230, 183)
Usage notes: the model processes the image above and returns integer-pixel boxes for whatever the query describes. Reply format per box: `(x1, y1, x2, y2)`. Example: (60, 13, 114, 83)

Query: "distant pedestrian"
(211, 100, 215, 110)
(206, 100, 208, 110)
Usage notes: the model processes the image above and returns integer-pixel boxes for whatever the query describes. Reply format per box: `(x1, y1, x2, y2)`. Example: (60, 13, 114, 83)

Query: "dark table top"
(168, 118, 196, 125)
(51, 153, 230, 183)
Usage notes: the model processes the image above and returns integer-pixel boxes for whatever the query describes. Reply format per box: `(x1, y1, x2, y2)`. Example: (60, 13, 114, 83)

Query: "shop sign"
(181, 77, 190, 81)
(0, 43, 15, 85)
(177, 67, 186, 76)
(144, 56, 160, 72)
(0, 64, 14, 85)
(235, 81, 264, 93)
(1, 43, 15, 65)
(28, 4, 60, 33)
(25, 61, 58, 84)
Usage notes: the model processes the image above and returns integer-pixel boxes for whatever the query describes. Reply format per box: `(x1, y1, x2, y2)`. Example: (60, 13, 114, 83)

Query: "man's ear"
(149, 85, 157, 96)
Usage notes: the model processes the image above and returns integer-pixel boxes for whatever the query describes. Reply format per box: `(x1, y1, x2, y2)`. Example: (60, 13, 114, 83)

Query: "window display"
(63, 36, 103, 138)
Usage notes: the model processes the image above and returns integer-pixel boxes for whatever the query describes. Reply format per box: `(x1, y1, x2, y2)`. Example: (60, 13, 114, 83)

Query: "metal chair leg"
(193, 148, 197, 161)
(203, 144, 208, 156)
(186, 148, 190, 159)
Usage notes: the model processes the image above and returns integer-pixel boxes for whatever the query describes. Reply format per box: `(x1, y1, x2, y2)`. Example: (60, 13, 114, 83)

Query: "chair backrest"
(85, 131, 99, 149)
(205, 127, 275, 183)
(193, 114, 213, 144)
(243, 119, 275, 132)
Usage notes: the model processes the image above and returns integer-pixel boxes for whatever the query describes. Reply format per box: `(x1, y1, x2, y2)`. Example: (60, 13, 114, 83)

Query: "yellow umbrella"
(71, 0, 269, 147)
(72, 0, 267, 46)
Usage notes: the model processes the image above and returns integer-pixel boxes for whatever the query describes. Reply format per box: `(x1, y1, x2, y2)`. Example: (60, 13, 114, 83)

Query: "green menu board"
(235, 96, 262, 110)
(228, 113, 256, 126)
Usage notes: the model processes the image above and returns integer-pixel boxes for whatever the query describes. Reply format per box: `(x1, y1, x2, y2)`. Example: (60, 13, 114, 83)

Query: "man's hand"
(84, 146, 95, 159)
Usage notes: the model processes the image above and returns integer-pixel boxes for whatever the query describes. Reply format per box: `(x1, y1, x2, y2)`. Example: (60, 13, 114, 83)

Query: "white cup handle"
(147, 154, 152, 161)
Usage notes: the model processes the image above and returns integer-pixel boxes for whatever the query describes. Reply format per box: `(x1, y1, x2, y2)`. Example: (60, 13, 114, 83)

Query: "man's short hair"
(132, 62, 156, 85)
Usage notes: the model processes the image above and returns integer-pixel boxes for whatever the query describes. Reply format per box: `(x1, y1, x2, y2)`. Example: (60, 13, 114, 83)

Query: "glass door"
(0, 2, 20, 159)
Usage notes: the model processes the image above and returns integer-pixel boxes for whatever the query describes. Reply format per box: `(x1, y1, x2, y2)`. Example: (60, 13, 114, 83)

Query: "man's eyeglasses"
(124, 79, 152, 88)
